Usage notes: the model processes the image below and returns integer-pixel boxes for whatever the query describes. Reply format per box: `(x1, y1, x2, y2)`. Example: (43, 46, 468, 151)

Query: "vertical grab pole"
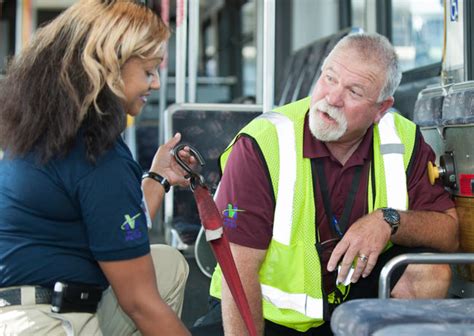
(188, 0, 199, 103)
(122, 0, 136, 158)
(176, 0, 188, 104)
(124, 119, 137, 159)
(255, 0, 264, 105)
(15, 1, 23, 54)
(157, 0, 171, 235)
(159, 0, 170, 145)
(262, 0, 275, 113)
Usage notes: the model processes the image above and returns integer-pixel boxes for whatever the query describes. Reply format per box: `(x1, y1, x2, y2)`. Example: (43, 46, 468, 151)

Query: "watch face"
(383, 208, 399, 224)
(382, 208, 400, 234)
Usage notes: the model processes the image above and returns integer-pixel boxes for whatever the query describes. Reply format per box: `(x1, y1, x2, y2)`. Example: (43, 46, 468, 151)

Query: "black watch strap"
(142, 171, 171, 193)
(381, 207, 400, 235)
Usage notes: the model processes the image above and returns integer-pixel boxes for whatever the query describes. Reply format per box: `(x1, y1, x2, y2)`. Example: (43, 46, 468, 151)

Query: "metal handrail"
(262, 0, 275, 112)
(379, 253, 474, 299)
(166, 76, 238, 85)
(188, 0, 199, 103)
(175, 0, 188, 103)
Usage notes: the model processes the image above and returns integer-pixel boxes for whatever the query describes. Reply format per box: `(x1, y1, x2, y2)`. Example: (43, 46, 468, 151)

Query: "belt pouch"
(51, 282, 103, 314)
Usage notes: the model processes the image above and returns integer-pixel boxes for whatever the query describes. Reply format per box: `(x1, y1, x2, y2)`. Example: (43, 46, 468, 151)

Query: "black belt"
(0, 286, 52, 307)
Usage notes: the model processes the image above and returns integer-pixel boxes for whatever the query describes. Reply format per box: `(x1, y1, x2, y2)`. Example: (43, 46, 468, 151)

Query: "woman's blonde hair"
(0, 0, 169, 163)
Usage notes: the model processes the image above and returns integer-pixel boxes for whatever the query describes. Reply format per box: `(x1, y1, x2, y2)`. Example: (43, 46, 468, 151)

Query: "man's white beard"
(308, 99, 348, 142)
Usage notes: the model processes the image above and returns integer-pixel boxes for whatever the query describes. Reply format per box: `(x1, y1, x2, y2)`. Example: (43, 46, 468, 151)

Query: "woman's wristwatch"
(142, 171, 171, 193)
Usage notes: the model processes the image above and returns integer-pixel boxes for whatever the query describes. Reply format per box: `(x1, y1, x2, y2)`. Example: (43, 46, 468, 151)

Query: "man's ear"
(374, 96, 394, 123)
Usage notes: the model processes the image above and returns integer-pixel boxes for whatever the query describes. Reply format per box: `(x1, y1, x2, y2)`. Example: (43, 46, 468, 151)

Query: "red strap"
(193, 185, 257, 336)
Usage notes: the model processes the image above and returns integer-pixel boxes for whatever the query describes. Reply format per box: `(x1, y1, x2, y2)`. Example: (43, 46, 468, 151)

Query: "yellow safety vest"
(210, 97, 417, 332)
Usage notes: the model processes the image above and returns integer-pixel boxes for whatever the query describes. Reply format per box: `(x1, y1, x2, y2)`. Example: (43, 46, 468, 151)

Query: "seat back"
(413, 85, 446, 127)
(331, 253, 474, 336)
(163, 103, 262, 250)
(442, 81, 474, 125)
(275, 28, 352, 106)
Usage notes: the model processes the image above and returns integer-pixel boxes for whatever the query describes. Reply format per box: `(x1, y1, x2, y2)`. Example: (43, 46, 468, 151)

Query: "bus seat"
(275, 46, 312, 106)
(413, 85, 446, 127)
(393, 63, 441, 121)
(442, 81, 474, 125)
(331, 298, 474, 336)
(275, 28, 351, 106)
(331, 253, 474, 336)
(163, 104, 261, 251)
(373, 323, 474, 336)
(293, 38, 329, 101)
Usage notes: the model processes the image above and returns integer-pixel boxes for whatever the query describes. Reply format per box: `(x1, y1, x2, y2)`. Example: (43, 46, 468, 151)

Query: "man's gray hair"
(325, 32, 402, 102)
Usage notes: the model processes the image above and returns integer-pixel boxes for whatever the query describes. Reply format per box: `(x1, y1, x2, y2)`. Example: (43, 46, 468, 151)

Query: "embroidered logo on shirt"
(121, 213, 142, 241)
(222, 203, 244, 229)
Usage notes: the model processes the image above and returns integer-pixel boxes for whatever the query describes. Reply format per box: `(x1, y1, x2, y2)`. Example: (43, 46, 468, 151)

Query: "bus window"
(351, 0, 367, 32)
(391, 0, 444, 71)
(241, 0, 256, 99)
(0, 1, 13, 75)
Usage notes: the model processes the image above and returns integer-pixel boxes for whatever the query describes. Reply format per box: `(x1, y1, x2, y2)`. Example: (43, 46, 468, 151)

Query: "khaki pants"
(0, 245, 189, 336)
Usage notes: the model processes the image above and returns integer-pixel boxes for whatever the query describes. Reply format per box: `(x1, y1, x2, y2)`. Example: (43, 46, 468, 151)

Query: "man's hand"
(327, 210, 391, 284)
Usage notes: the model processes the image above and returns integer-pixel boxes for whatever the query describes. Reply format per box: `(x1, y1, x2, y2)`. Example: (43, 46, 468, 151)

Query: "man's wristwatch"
(142, 171, 171, 193)
(381, 207, 400, 235)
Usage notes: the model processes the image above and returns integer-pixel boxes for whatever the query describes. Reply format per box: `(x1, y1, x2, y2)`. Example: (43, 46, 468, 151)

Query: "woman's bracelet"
(142, 171, 171, 193)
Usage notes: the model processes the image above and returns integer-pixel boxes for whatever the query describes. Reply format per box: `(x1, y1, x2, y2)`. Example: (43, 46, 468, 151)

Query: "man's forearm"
(222, 275, 264, 336)
(392, 208, 459, 252)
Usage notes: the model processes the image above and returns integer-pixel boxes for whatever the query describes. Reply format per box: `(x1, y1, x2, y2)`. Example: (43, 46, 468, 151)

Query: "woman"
(0, 1, 191, 335)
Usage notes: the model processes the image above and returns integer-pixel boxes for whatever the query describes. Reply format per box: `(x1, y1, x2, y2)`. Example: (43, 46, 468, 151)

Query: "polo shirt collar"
(303, 113, 374, 165)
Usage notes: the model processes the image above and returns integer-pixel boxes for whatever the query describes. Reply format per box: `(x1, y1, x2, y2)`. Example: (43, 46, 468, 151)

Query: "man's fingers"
(350, 253, 369, 283)
(336, 248, 358, 284)
(327, 239, 349, 272)
(362, 253, 378, 278)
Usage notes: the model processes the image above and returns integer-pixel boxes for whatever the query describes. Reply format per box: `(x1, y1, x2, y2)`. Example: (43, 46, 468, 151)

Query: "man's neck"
(325, 135, 365, 165)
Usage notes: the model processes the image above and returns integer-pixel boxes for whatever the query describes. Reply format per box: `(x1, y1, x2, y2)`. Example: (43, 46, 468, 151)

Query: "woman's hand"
(149, 133, 196, 187)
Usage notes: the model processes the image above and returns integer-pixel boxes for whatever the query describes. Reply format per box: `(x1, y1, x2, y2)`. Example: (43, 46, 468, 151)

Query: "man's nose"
(325, 86, 344, 107)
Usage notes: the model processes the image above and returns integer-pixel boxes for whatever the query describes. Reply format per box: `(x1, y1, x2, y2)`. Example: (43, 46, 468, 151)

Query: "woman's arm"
(142, 133, 194, 219)
(99, 254, 190, 336)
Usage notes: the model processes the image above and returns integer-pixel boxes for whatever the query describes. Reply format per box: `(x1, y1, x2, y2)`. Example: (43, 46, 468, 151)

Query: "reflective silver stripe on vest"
(378, 112, 407, 210)
(257, 112, 296, 246)
(261, 284, 323, 319)
(380, 143, 405, 155)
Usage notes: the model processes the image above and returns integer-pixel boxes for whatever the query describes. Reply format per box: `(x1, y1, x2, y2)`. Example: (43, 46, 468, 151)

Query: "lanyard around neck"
(312, 158, 363, 238)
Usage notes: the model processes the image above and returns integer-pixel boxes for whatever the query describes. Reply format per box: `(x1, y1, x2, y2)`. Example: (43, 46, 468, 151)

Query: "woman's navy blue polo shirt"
(0, 136, 151, 289)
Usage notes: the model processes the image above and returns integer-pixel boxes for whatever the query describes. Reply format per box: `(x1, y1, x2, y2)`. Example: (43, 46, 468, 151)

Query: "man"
(208, 33, 458, 335)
